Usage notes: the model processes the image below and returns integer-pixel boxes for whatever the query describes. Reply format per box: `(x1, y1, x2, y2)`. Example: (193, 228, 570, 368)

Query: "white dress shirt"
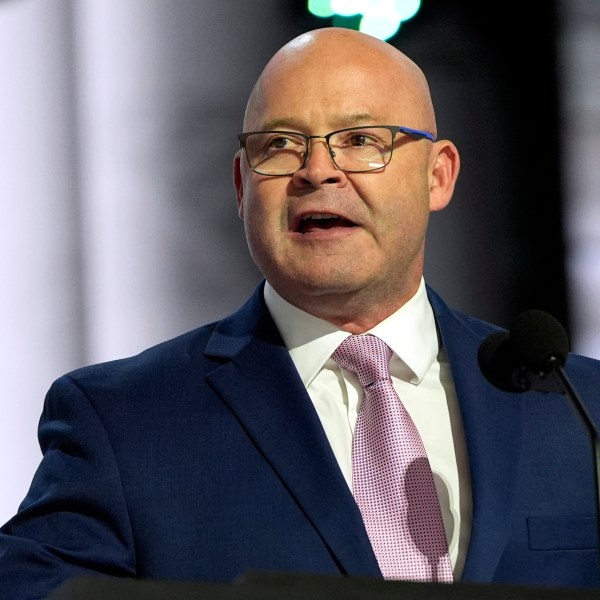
(264, 278, 472, 578)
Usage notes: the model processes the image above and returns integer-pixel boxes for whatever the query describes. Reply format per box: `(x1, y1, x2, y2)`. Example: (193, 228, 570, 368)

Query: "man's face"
(234, 35, 453, 326)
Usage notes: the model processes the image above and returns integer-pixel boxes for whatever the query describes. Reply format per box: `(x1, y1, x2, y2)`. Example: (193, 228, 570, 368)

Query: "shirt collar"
(264, 279, 439, 387)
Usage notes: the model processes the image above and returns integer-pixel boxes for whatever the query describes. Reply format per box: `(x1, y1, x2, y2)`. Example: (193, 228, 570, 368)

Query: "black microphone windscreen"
(477, 330, 524, 393)
(510, 309, 570, 372)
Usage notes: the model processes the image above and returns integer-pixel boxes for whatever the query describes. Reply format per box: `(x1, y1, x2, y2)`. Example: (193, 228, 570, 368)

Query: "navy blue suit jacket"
(2, 283, 600, 598)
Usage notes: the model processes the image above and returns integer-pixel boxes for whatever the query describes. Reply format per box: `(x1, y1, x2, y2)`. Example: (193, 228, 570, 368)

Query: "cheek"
(255, 178, 293, 218)
(241, 184, 285, 247)
(243, 196, 267, 242)
(375, 183, 432, 251)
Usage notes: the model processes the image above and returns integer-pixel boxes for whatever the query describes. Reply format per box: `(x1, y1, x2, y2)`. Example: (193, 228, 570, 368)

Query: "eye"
(269, 136, 292, 149)
(336, 129, 384, 148)
(264, 133, 305, 151)
(350, 134, 368, 146)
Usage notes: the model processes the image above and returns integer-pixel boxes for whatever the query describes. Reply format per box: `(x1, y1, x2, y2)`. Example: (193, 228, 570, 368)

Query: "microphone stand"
(518, 357, 600, 567)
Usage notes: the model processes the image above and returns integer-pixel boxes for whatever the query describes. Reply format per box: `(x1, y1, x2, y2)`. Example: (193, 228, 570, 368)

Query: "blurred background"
(1, 0, 599, 523)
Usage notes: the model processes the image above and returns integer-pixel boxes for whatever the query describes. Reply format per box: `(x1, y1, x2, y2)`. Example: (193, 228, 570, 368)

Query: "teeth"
(302, 214, 340, 220)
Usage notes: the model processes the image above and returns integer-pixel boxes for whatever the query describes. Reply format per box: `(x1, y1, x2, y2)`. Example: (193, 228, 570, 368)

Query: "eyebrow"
(259, 113, 378, 132)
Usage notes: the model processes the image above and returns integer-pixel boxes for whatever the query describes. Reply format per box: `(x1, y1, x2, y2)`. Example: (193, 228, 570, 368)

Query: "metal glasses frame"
(237, 125, 435, 176)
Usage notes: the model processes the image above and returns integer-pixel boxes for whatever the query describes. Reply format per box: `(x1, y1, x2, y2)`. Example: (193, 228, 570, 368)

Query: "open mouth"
(295, 213, 356, 234)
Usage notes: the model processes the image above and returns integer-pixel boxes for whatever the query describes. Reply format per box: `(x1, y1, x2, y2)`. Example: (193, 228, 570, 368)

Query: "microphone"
(479, 310, 600, 565)
(478, 310, 570, 393)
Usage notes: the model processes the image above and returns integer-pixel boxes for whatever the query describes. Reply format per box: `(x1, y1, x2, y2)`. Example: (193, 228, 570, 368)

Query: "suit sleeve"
(0, 374, 137, 600)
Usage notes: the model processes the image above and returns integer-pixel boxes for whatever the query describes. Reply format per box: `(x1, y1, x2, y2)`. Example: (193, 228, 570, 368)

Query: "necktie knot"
(332, 334, 392, 388)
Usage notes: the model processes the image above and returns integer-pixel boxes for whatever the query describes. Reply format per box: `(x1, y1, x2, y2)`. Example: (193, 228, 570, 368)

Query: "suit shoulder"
(49, 284, 268, 402)
(55, 321, 219, 393)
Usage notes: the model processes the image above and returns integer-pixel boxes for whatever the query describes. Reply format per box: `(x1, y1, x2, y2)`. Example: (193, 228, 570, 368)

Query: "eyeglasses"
(237, 125, 435, 176)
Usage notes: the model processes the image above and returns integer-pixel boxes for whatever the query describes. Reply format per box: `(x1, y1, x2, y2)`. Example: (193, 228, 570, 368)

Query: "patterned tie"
(332, 334, 453, 582)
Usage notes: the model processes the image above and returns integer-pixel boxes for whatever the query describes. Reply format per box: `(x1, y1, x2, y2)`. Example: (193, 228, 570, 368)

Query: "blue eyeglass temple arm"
(397, 126, 436, 142)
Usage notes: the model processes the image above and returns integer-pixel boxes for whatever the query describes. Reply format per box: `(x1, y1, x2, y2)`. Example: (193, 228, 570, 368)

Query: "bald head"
(243, 27, 436, 136)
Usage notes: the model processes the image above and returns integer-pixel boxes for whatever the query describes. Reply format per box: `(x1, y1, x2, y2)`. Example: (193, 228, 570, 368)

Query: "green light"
(307, 0, 335, 18)
(308, 0, 422, 41)
(395, 0, 420, 21)
(332, 14, 362, 30)
(331, 0, 364, 16)
(359, 13, 401, 41)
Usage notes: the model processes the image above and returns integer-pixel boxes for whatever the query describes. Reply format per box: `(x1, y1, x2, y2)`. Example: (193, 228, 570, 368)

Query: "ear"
(428, 140, 460, 212)
(233, 151, 245, 219)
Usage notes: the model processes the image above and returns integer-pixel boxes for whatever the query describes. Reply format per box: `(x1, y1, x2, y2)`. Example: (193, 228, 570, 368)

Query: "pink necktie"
(332, 334, 453, 582)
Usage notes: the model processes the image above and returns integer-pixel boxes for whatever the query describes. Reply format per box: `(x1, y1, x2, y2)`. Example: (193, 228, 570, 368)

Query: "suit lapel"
(429, 289, 523, 582)
(204, 285, 381, 577)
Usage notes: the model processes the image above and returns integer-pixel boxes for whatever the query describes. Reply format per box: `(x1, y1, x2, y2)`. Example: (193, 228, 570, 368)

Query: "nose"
(292, 139, 347, 189)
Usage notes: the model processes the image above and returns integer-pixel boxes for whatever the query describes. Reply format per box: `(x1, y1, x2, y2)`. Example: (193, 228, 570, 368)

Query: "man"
(2, 27, 600, 599)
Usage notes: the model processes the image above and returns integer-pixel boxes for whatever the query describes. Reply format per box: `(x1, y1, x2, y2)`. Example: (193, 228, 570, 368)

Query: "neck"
(275, 281, 421, 334)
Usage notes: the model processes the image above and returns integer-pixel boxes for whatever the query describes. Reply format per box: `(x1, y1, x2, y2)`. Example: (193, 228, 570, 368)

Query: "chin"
(283, 274, 371, 298)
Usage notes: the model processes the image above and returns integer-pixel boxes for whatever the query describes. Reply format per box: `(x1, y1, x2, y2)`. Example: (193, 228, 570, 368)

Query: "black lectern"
(47, 571, 600, 600)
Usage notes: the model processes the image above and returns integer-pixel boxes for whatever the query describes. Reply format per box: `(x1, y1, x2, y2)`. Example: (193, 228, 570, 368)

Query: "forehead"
(245, 45, 425, 133)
